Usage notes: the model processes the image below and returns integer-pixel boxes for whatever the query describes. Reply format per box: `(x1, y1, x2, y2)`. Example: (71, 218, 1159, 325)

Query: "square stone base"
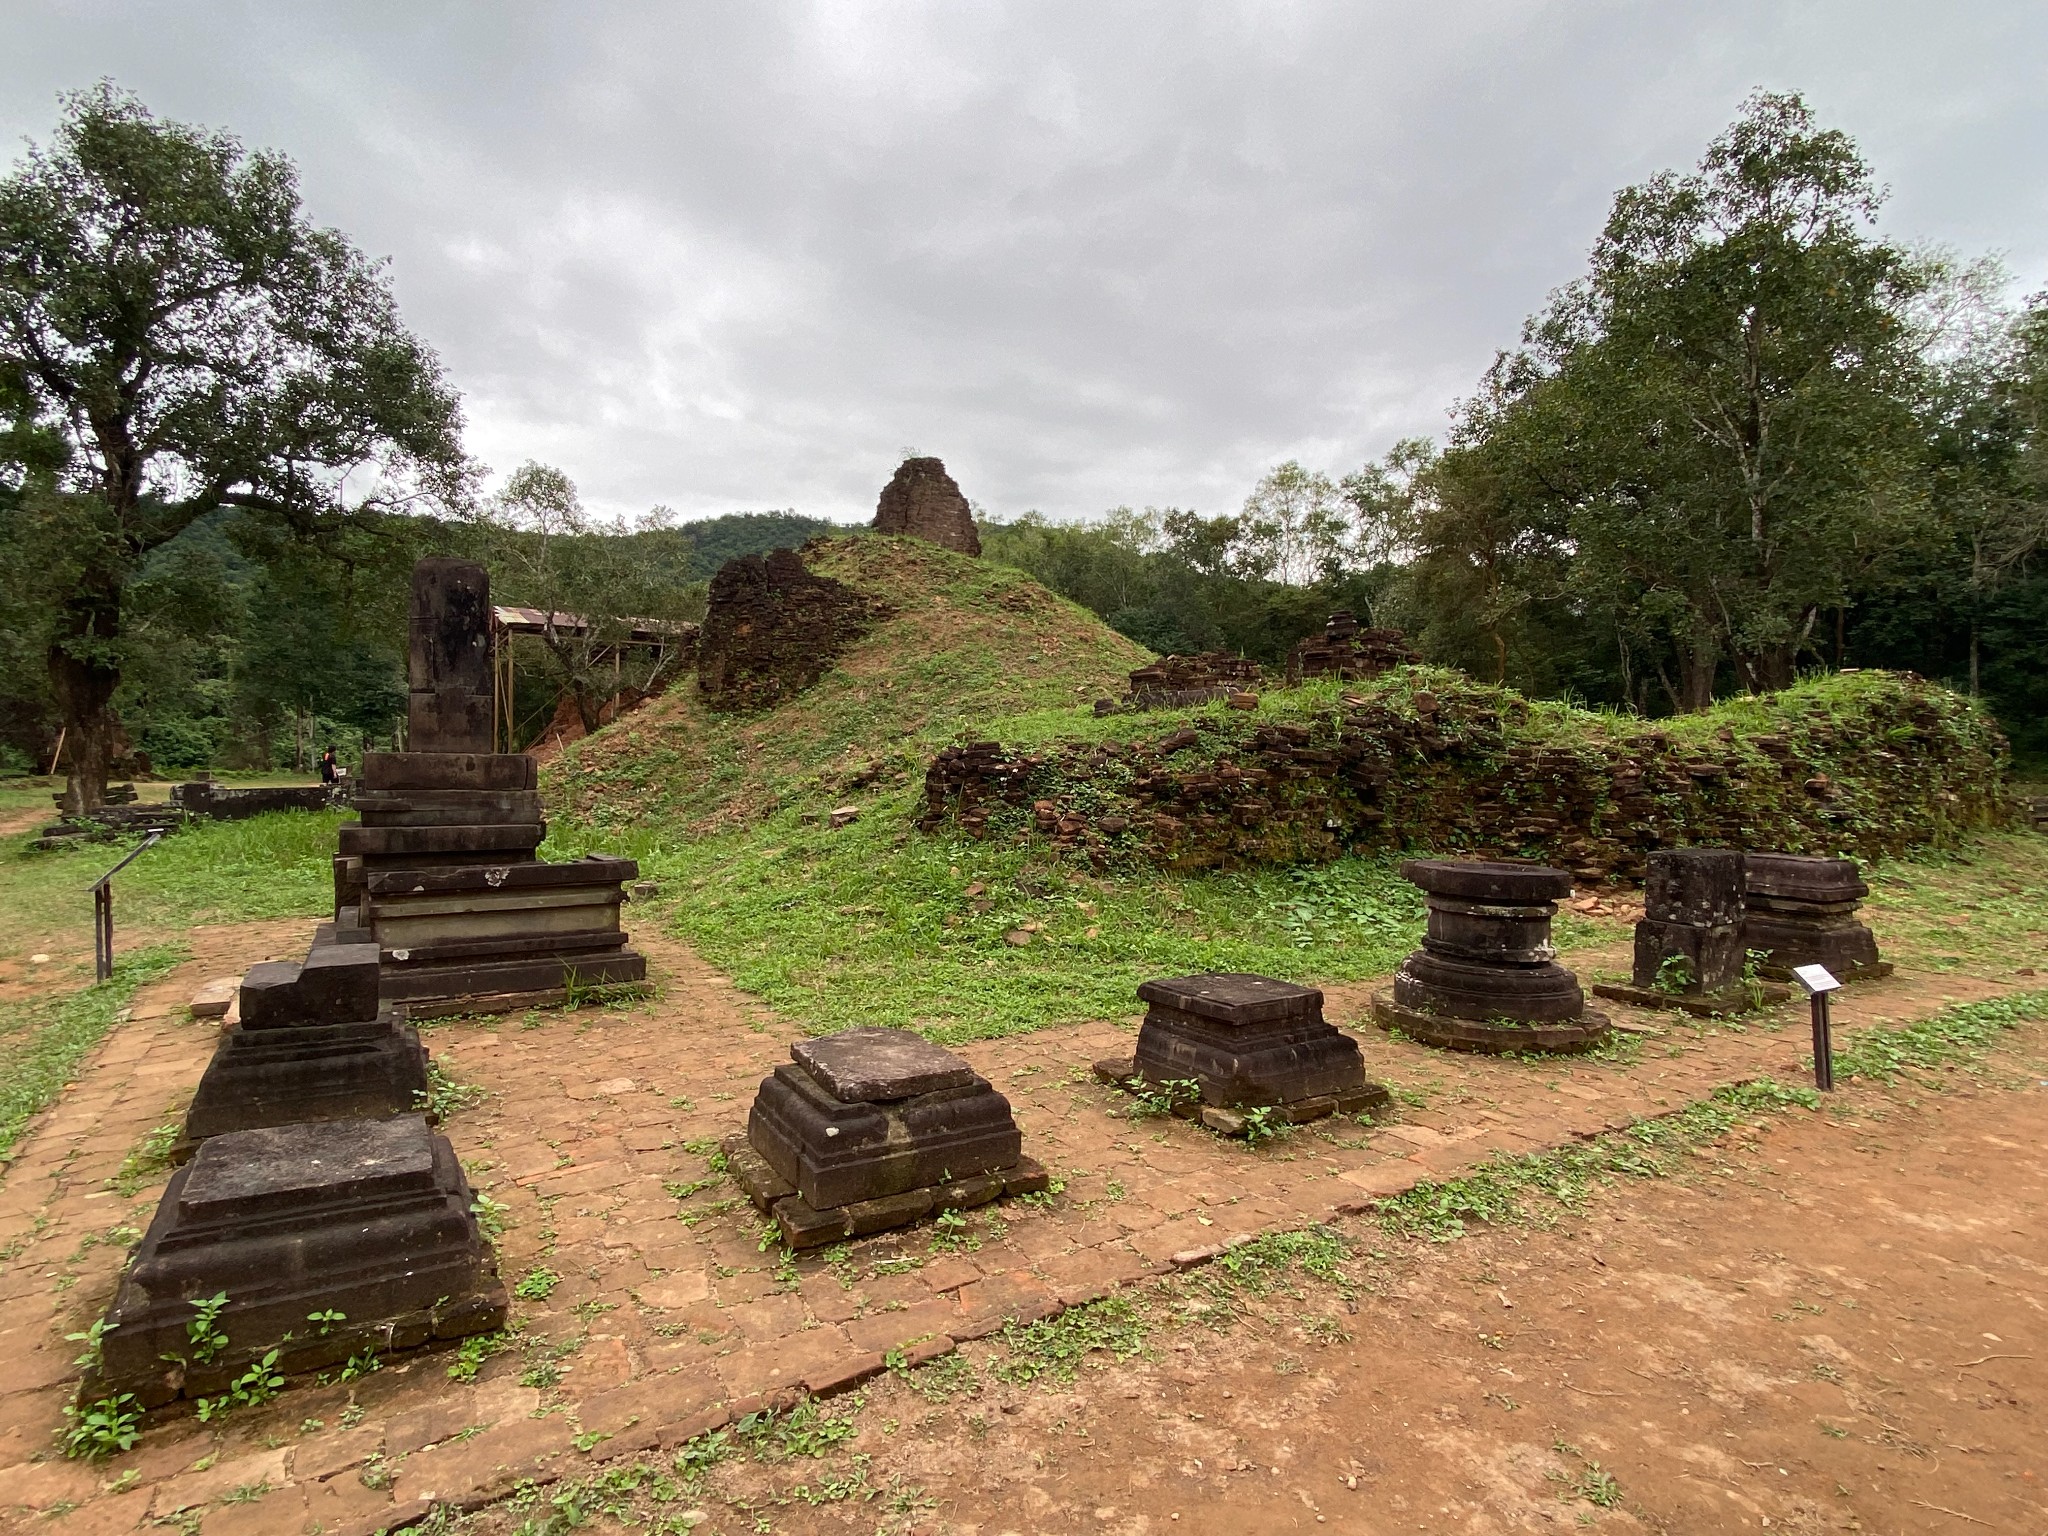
(85, 1115, 505, 1411)
(176, 1009, 432, 1157)
(1091, 1056, 1391, 1135)
(724, 1134, 1052, 1249)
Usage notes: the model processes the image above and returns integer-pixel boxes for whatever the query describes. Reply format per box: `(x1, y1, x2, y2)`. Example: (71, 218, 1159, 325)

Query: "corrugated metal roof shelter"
(489, 606, 698, 752)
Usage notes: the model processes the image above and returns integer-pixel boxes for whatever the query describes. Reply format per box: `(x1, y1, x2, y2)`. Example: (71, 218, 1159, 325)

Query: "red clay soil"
(724, 1066, 2048, 1536)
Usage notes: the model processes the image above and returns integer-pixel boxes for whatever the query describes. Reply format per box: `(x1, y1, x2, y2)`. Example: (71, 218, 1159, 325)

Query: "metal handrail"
(90, 829, 164, 982)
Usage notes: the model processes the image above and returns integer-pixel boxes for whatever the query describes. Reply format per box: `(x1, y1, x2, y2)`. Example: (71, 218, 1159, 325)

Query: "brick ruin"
(696, 545, 882, 713)
(1101, 652, 1264, 714)
(918, 673, 2008, 879)
(872, 455, 982, 555)
(1286, 611, 1420, 685)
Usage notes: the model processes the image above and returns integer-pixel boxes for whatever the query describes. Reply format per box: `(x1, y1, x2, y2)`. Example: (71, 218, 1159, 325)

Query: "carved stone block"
(84, 1115, 504, 1410)
(739, 1028, 1039, 1247)
(1131, 973, 1382, 1111)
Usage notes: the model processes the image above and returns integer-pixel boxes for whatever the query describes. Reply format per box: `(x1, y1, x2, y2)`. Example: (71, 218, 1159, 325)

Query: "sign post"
(1793, 963, 1843, 1092)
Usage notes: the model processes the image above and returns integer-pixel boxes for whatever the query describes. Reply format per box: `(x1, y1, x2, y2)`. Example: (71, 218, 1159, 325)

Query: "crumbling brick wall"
(1286, 611, 1420, 685)
(873, 457, 981, 556)
(920, 671, 2009, 879)
(1098, 652, 1265, 714)
(697, 547, 881, 713)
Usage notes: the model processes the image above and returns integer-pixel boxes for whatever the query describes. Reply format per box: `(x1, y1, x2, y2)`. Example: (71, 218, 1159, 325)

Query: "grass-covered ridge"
(544, 535, 1150, 834)
(920, 666, 2011, 875)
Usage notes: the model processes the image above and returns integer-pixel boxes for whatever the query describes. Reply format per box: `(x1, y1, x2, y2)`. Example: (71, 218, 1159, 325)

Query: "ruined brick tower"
(872, 456, 981, 556)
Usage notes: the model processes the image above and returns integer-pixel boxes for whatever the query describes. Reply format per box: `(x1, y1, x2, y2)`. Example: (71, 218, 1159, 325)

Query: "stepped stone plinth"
(727, 1028, 1047, 1248)
(1742, 853, 1890, 981)
(1094, 973, 1387, 1135)
(84, 1115, 505, 1410)
(1594, 849, 1789, 1016)
(177, 937, 429, 1156)
(331, 558, 646, 1014)
(1374, 859, 1610, 1053)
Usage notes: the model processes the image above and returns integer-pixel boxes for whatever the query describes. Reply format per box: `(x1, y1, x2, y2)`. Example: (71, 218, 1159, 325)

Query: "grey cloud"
(5, 1, 2044, 521)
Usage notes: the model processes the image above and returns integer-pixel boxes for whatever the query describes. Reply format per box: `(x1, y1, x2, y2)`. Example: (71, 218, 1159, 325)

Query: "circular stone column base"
(1371, 993, 1612, 1055)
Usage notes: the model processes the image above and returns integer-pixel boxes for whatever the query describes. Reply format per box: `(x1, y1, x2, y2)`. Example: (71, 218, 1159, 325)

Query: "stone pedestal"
(1374, 859, 1610, 1053)
(728, 1028, 1046, 1248)
(1593, 849, 1789, 1016)
(84, 1115, 505, 1410)
(1742, 853, 1889, 981)
(332, 559, 646, 1014)
(177, 940, 429, 1157)
(1093, 973, 1387, 1134)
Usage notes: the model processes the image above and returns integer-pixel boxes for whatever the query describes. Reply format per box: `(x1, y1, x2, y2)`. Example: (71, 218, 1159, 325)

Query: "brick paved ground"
(0, 918, 2018, 1535)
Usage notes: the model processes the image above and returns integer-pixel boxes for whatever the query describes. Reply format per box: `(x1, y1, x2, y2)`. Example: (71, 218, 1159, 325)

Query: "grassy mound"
(538, 540, 1615, 1039)
(544, 535, 1150, 833)
(919, 668, 2010, 876)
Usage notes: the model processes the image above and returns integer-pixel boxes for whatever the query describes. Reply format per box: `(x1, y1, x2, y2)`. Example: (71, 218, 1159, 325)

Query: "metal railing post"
(89, 829, 164, 983)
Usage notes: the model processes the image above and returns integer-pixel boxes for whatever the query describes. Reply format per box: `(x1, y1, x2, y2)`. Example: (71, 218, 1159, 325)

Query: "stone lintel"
(364, 855, 639, 898)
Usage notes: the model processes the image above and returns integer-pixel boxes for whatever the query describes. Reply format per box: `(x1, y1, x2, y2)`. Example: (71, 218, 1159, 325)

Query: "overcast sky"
(6, 3, 2045, 524)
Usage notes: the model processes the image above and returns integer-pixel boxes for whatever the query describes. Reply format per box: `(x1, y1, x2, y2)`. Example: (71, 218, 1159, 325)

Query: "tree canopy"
(0, 83, 465, 806)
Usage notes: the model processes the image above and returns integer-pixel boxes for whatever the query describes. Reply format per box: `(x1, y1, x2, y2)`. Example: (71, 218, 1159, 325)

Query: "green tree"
(0, 84, 464, 809)
(1418, 90, 1931, 708)
(1240, 461, 1348, 585)
(482, 463, 696, 740)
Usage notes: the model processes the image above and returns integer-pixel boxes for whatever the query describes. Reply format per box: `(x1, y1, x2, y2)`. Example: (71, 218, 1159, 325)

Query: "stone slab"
(377, 950, 648, 1005)
(1373, 992, 1612, 1055)
(188, 977, 239, 1020)
(1398, 858, 1573, 904)
(1744, 852, 1870, 904)
(338, 823, 547, 859)
(354, 789, 545, 828)
(1134, 973, 1323, 1028)
(364, 856, 637, 897)
(791, 1028, 977, 1102)
(360, 752, 538, 792)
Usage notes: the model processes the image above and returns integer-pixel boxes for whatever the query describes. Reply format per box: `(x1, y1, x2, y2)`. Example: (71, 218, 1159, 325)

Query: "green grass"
(989, 1295, 1151, 1384)
(0, 809, 345, 958)
(1370, 991, 2048, 1244)
(1833, 989, 2048, 1082)
(550, 792, 1618, 1041)
(1373, 1079, 1825, 1241)
(0, 945, 185, 1158)
(547, 534, 1148, 835)
(1861, 834, 2048, 978)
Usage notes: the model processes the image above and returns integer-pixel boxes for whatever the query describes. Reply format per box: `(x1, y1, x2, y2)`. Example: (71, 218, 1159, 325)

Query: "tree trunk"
(1678, 639, 1717, 713)
(49, 585, 122, 815)
(1747, 643, 1798, 693)
(572, 682, 605, 737)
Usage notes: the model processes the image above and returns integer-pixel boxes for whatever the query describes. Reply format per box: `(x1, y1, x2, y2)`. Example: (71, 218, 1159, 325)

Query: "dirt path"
(590, 1050, 2048, 1536)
